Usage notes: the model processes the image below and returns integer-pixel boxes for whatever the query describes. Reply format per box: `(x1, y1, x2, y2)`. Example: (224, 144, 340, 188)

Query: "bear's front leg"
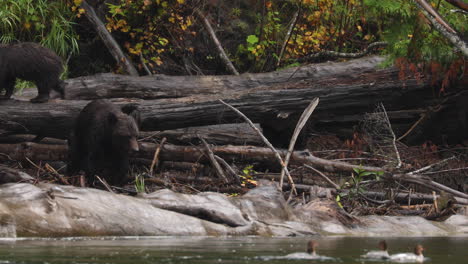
(0, 79, 15, 100)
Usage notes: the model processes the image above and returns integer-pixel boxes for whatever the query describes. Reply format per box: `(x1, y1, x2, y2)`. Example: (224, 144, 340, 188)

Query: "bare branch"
(300, 42, 387, 62)
(386, 173, 468, 200)
(304, 165, 340, 189)
(149, 137, 167, 176)
(279, 98, 319, 188)
(200, 137, 230, 184)
(413, 0, 468, 57)
(277, 10, 299, 67)
(195, 10, 239, 75)
(218, 99, 297, 195)
(408, 156, 456, 175)
(96, 175, 115, 193)
(214, 155, 240, 184)
(379, 103, 402, 168)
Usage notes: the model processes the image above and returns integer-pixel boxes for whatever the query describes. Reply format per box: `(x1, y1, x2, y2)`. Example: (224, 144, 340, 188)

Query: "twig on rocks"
(200, 137, 229, 183)
(280, 98, 319, 188)
(214, 155, 240, 184)
(304, 164, 340, 189)
(408, 156, 456, 175)
(96, 175, 114, 193)
(44, 163, 70, 185)
(149, 137, 167, 176)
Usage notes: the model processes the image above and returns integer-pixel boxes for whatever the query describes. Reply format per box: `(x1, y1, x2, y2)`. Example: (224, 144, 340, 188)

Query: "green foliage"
(345, 166, 384, 197)
(240, 165, 257, 187)
(335, 194, 343, 209)
(134, 174, 146, 194)
(0, 0, 78, 57)
(363, 0, 465, 67)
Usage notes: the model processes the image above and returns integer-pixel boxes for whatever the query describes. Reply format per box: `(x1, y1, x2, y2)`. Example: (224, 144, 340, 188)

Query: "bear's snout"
(129, 137, 139, 152)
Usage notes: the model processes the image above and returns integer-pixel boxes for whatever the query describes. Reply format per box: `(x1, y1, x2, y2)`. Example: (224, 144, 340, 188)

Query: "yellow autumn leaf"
(177, 0, 185, 3)
(74, 0, 82, 5)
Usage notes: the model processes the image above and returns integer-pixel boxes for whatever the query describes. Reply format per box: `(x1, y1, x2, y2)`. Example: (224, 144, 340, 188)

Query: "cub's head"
(108, 112, 139, 153)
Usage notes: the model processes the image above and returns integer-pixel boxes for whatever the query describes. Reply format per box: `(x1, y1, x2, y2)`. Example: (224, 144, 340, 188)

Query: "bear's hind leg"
(30, 81, 50, 103)
(54, 80, 65, 99)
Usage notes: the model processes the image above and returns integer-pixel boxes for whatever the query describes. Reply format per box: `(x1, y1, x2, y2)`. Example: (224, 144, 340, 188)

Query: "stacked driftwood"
(1, 56, 467, 216)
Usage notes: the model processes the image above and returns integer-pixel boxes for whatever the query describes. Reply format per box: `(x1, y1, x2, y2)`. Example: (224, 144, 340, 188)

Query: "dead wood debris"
(1, 117, 467, 220)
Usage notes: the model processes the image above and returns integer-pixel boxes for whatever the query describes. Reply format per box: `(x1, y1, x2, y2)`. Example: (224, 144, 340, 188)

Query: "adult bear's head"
(108, 111, 139, 153)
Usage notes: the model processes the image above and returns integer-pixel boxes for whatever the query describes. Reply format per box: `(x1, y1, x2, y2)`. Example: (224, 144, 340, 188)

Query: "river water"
(0, 236, 466, 264)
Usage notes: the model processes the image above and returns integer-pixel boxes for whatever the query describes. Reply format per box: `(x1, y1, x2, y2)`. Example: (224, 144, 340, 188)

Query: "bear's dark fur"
(68, 99, 140, 186)
(0, 42, 64, 103)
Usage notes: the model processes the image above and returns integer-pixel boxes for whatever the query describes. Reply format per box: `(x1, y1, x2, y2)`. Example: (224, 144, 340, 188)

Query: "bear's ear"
(121, 104, 141, 128)
(108, 112, 118, 124)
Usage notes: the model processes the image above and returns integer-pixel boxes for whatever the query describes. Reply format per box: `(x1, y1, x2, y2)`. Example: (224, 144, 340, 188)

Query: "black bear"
(0, 42, 65, 103)
(68, 99, 140, 186)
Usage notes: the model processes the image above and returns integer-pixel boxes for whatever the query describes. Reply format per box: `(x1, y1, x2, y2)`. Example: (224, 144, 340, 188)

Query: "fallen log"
(0, 123, 263, 146)
(139, 123, 263, 145)
(0, 66, 431, 141)
(0, 142, 382, 173)
(0, 134, 67, 145)
(62, 56, 387, 100)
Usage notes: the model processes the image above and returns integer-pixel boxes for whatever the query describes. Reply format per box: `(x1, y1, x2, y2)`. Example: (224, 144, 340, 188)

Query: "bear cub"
(68, 99, 140, 186)
(0, 42, 65, 103)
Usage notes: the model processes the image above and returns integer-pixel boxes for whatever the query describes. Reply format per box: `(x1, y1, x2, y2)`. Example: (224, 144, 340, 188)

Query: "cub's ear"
(108, 112, 118, 124)
(121, 104, 141, 128)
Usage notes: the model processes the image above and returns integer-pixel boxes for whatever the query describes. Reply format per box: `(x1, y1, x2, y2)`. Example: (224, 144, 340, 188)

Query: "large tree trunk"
(1, 56, 464, 145)
(62, 56, 387, 100)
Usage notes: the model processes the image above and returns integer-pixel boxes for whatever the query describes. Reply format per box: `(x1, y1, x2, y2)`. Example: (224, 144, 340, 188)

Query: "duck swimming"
(307, 240, 318, 256)
(361, 240, 390, 259)
(390, 244, 425, 263)
(283, 241, 333, 260)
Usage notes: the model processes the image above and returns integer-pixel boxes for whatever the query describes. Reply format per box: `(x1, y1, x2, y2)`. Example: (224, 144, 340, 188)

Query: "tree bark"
(2, 55, 465, 145)
(0, 123, 263, 146)
(1, 55, 436, 141)
(62, 56, 387, 100)
(445, 0, 468, 11)
(80, 0, 139, 76)
(0, 142, 382, 173)
(140, 123, 263, 146)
